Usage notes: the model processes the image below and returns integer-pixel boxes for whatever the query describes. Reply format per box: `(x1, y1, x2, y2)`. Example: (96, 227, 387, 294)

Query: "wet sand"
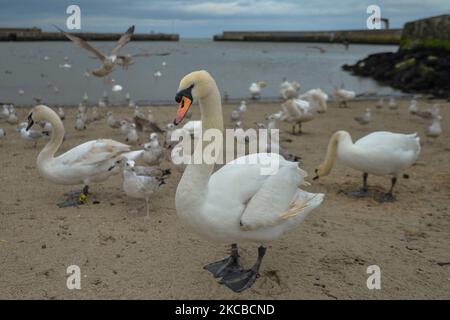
(0, 98, 449, 299)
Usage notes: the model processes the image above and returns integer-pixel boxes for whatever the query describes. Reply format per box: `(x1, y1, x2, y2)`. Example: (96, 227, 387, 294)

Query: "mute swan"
(314, 131, 420, 202)
(281, 98, 315, 134)
(280, 81, 301, 100)
(25, 105, 141, 207)
(332, 89, 355, 108)
(298, 88, 328, 113)
(173, 71, 324, 292)
(122, 160, 169, 220)
(0, 128, 5, 142)
(426, 115, 442, 138)
(354, 108, 371, 125)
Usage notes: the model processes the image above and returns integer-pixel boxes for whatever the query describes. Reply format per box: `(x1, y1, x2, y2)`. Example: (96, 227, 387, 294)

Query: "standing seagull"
(54, 25, 135, 77)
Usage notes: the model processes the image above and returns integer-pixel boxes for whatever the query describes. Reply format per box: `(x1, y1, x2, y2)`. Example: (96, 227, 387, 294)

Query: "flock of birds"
(0, 27, 445, 293)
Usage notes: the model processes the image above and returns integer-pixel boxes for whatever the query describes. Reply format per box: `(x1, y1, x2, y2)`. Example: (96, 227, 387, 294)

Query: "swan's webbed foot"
(64, 190, 82, 197)
(57, 198, 84, 208)
(220, 246, 266, 293)
(204, 244, 242, 278)
(220, 268, 260, 293)
(348, 173, 369, 198)
(348, 188, 369, 198)
(58, 186, 89, 208)
(378, 192, 396, 203)
(377, 177, 397, 203)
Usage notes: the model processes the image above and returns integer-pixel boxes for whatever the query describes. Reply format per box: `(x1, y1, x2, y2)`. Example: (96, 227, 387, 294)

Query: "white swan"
(298, 88, 328, 113)
(280, 98, 315, 134)
(314, 130, 420, 201)
(173, 71, 324, 292)
(280, 80, 301, 100)
(25, 105, 142, 207)
(332, 89, 355, 107)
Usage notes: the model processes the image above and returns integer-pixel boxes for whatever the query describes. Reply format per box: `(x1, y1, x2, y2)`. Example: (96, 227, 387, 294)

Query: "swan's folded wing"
(239, 164, 314, 231)
(61, 139, 131, 166)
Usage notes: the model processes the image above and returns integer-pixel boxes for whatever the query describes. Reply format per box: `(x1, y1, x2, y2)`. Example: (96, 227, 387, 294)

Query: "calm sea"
(0, 39, 400, 106)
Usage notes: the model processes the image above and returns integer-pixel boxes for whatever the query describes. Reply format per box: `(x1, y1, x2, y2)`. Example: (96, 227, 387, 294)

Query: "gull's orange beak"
(174, 96, 192, 125)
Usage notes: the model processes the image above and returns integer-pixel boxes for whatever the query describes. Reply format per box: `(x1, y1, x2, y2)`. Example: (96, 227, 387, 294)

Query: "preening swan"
(25, 105, 142, 207)
(280, 98, 315, 134)
(173, 71, 324, 292)
(314, 130, 420, 202)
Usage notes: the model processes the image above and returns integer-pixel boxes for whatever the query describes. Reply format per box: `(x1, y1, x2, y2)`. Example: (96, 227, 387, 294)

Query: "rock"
(343, 47, 450, 98)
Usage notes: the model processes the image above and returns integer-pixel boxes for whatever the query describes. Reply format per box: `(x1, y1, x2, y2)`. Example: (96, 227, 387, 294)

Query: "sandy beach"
(0, 98, 449, 299)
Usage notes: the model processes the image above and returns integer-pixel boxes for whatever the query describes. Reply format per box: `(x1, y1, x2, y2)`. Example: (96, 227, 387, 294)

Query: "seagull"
(307, 46, 326, 53)
(143, 133, 164, 166)
(116, 52, 171, 70)
(17, 122, 48, 147)
(54, 25, 135, 77)
(0, 105, 9, 120)
(388, 97, 398, 110)
(426, 115, 442, 138)
(375, 98, 384, 109)
(354, 108, 372, 125)
(121, 160, 169, 220)
(74, 114, 87, 131)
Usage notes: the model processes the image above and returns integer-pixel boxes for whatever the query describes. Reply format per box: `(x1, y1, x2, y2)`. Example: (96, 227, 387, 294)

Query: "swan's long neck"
(177, 83, 223, 207)
(320, 131, 353, 176)
(37, 111, 65, 164)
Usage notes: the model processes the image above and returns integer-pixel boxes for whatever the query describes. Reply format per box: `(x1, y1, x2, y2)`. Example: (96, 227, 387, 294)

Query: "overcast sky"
(0, 0, 449, 37)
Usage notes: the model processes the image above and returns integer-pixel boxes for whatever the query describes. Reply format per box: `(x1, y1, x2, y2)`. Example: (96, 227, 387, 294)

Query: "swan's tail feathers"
(280, 191, 324, 221)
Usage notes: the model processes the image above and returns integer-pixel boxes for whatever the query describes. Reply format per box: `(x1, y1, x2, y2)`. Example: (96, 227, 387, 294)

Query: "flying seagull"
(54, 25, 135, 77)
(116, 52, 171, 70)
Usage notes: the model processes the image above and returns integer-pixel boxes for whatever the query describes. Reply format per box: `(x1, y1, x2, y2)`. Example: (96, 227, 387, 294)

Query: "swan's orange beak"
(174, 96, 192, 125)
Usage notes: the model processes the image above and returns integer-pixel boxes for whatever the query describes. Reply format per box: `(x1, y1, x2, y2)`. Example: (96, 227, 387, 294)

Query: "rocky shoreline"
(343, 47, 450, 99)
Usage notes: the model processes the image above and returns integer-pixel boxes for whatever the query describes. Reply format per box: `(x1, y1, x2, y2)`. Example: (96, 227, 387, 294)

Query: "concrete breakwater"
(213, 29, 402, 44)
(0, 28, 179, 41)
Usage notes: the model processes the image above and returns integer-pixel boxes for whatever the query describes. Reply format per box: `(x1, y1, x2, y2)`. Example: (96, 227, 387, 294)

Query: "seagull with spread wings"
(54, 25, 135, 77)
